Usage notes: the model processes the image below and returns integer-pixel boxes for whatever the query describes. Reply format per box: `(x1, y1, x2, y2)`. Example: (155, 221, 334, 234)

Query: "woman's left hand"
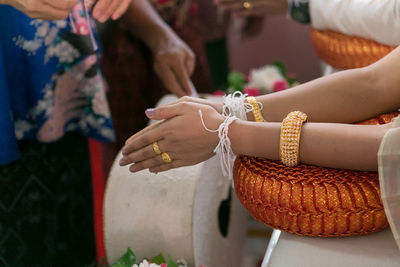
(89, 0, 131, 22)
(120, 102, 224, 173)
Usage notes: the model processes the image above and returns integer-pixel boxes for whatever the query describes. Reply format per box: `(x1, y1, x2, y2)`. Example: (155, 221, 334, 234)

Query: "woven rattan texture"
(233, 112, 399, 237)
(311, 30, 395, 69)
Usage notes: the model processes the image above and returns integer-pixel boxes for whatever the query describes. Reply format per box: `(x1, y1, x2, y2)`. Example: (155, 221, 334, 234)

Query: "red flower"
(212, 90, 225, 96)
(273, 80, 289, 92)
(243, 87, 260, 96)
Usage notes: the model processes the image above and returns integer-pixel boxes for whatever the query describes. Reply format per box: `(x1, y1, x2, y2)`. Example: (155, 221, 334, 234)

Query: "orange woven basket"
(311, 30, 396, 69)
(233, 112, 399, 237)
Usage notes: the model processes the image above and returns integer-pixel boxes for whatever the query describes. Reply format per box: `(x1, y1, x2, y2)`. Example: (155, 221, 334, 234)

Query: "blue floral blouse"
(0, 3, 115, 165)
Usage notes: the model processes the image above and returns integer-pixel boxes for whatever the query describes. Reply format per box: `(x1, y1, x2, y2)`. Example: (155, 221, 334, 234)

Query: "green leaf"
(227, 71, 246, 92)
(272, 61, 287, 77)
(166, 256, 178, 267)
(151, 253, 166, 264)
(110, 248, 137, 267)
(286, 76, 298, 86)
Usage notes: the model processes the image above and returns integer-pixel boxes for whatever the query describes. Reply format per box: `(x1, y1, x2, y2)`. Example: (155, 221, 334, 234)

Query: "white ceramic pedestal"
(104, 95, 248, 267)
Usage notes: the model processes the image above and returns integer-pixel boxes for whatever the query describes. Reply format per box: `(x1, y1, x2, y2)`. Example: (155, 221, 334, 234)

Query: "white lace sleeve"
(378, 115, 400, 251)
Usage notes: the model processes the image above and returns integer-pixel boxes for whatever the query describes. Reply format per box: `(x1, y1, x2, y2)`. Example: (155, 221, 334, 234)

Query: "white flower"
(246, 65, 285, 94)
(177, 259, 188, 267)
(131, 260, 161, 267)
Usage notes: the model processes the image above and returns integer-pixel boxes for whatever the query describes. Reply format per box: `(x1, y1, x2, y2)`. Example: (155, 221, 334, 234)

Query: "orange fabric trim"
(311, 30, 396, 69)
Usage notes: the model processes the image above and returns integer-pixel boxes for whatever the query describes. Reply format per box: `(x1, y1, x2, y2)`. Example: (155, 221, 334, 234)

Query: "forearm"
(229, 120, 389, 171)
(256, 46, 400, 123)
(256, 67, 381, 123)
(0, 0, 9, 4)
(120, 0, 173, 51)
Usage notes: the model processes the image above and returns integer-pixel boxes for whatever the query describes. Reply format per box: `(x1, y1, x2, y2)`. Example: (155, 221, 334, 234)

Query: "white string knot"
(222, 91, 254, 120)
(199, 110, 238, 179)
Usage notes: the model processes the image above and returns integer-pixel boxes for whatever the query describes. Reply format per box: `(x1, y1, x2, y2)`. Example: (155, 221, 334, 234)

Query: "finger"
(184, 49, 196, 76)
(125, 120, 163, 144)
(155, 62, 187, 97)
(121, 124, 169, 156)
(92, 0, 112, 20)
(97, 0, 120, 23)
(85, 0, 96, 8)
(111, 0, 131, 20)
(171, 59, 192, 95)
(144, 102, 188, 121)
(30, 6, 71, 20)
(149, 161, 184, 173)
(66, 98, 88, 109)
(128, 155, 166, 173)
(120, 139, 167, 166)
(64, 108, 85, 122)
(44, 0, 78, 10)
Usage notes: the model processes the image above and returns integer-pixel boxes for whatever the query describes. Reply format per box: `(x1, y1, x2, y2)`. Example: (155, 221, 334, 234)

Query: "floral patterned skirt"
(0, 132, 95, 266)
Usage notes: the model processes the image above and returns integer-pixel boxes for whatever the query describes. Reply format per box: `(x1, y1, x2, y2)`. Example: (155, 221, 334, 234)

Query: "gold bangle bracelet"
(280, 111, 307, 167)
(246, 97, 265, 122)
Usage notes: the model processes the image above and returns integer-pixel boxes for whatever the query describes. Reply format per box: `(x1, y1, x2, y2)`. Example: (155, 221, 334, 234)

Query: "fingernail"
(119, 158, 127, 166)
(145, 108, 155, 118)
(122, 149, 129, 155)
(130, 165, 137, 172)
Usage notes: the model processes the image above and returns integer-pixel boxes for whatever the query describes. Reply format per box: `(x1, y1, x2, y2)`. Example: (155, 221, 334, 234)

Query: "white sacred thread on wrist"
(222, 91, 254, 121)
(199, 110, 238, 178)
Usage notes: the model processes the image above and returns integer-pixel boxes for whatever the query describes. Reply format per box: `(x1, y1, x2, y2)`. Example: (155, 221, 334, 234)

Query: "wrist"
(142, 24, 176, 53)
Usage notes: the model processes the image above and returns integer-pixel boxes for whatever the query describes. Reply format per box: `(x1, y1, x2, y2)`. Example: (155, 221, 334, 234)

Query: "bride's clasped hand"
(120, 101, 226, 173)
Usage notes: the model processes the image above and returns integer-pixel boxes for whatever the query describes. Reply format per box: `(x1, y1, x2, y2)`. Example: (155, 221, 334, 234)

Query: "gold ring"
(161, 152, 173, 163)
(243, 1, 254, 10)
(152, 141, 162, 155)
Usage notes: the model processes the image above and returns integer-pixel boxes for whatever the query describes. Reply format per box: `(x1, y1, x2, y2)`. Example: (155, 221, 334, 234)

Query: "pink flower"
(243, 87, 261, 96)
(160, 264, 167, 267)
(212, 90, 225, 96)
(273, 80, 289, 92)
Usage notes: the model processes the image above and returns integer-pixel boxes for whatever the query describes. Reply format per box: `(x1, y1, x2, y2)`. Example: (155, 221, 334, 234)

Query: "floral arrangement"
(214, 61, 298, 96)
(104, 249, 206, 267)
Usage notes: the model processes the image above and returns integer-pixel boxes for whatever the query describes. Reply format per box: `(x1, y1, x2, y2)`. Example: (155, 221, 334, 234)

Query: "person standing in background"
(0, 0, 196, 265)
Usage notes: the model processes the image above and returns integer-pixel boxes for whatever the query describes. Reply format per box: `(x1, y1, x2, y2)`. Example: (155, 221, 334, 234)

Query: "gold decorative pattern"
(246, 97, 265, 122)
(280, 111, 307, 167)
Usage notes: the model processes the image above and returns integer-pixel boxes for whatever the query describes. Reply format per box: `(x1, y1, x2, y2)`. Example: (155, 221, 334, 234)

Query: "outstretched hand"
(120, 102, 225, 173)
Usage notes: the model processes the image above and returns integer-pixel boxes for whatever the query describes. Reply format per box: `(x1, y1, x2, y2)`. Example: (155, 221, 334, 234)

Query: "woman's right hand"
(5, 0, 78, 20)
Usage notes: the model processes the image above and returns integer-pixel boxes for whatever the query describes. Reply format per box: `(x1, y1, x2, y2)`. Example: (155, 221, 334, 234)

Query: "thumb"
(145, 103, 186, 120)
